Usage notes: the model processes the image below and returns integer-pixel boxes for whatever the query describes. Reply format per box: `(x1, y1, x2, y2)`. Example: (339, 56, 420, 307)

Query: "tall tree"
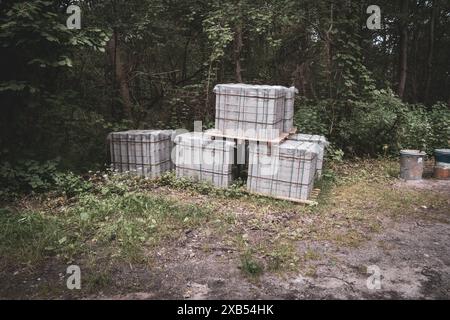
(424, 0, 438, 104)
(107, 31, 133, 120)
(397, 0, 409, 99)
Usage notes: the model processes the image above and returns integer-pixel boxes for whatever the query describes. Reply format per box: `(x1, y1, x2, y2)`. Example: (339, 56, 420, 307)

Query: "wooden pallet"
(250, 188, 320, 206)
(205, 127, 297, 144)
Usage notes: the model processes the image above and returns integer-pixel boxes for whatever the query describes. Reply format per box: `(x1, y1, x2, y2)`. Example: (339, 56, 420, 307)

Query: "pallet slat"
(205, 127, 297, 144)
(250, 191, 319, 206)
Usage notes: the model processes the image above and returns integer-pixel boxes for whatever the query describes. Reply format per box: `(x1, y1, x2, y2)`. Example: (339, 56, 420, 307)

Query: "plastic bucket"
(400, 150, 426, 180)
(434, 149, 450, 165)
(434, 149, 450, 180)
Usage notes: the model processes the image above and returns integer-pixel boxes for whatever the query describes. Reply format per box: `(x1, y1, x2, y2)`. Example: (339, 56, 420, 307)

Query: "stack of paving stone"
(174, 132, 235, 188)
(283, 86, 298, 133)
(287, 134, 329, 178)
(108, 130, 174, 178)
(214, 84, 292, 140)
(108, 84, 329, 202)
(247, 140, 320, 201)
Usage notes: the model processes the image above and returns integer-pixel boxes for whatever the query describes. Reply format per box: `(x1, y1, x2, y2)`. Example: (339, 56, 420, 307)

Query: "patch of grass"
(156, 171, 248, 199)
(377, 240, 396, 252)
(332, 230, 367, 247)
(228, 158, 448, 279)
(266, 242, 299, 272)
(328, 158, 400, 186)
(380, 188, 449, 221)
(303, 249, 321, 261)
(369, 221, 383, 233)
(68, 192, 211, 263)
(311, 170, 338, 210)
(249, 196, 300, 211)
(84, 269, 113, 293)
(0, 191, 212, 268)
(304, 265, 318, 278)
(239, 250, 264, 278)
(223, 212, 237, 225)
(307, 158, 449, 249)
(0, 209, 66, 268)
(155, 171, 312, 211)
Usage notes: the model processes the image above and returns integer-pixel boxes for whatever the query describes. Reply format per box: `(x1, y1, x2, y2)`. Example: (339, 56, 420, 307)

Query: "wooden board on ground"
(250, 188, 320, 206)
(205, 127, 297, 144)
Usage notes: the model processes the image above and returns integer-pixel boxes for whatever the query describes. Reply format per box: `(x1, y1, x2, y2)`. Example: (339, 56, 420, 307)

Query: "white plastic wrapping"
(108, 130, 175, 178)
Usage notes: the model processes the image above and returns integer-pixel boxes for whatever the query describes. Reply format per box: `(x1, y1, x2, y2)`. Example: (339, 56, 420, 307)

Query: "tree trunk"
(411, 28, 420, 103)
(181, 38, 191, 82)
(234, 23, 243, 83)
(107, 31, 133, 120)
(293, 63, 307, 97)
(397, 0, 409, 100)
(424, 0, 438, 104)
(325, 3, 333, 100)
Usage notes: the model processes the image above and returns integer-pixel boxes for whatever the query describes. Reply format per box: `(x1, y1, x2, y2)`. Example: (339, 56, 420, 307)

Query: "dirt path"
(130, 216, 449, 299)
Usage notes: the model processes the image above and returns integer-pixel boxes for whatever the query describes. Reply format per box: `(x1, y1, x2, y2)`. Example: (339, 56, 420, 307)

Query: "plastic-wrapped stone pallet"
(247, 140, 319, 200)
(287, 134, 329, 178)
(283, 87, 298, 133)
(174, 133, 235, 188)
(214, 84, 287, 140)
(108, 130, 174, 178)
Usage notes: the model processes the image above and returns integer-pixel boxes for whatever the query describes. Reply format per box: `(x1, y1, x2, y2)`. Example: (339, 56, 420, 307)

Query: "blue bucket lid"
(435, 149, 450, 155)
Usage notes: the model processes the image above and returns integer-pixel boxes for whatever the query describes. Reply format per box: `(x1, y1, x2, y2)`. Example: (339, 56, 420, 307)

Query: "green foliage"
(0, 160, 59, 198)
(333, 11, 377, 102)
(0, 0, 109, 94)
(156, 171, 248, 198)
(203, 7, 234, 62)
(397, 103, 450, 154)
(1, 0, 449, 171)
(53, 172, 93, 198)
(428, 103, 450, 150)
(397, 106, 433, 152)
(295, 90, 450, 157)
(326, 144, 345, 163)
(0, 190, 212, 265)
(0, 0, 111, 171)
(0, 210, 65, 265)
(338, 90, 404, 155)
(294, 98, 329, 136)
(240, 250, 264, 277)
(0, 159, 95, 200)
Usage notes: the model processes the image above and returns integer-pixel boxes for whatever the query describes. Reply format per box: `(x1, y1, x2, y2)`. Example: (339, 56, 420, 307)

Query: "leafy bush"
(53, 172, 93, 198)
(294, 90, 450, 157)
(0, 159, 93, 200)
(398, 102, 450, 154)
(427, 103, 450, 150)
(397, 105, 433, 152)
(240, 250, 264, 277)
(0, 160, 59, 199)
(294, 98, 329, 136)
(155, 171, 248, 198)
(326, 144, 345, 162)
(339, 90, 403, 155)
